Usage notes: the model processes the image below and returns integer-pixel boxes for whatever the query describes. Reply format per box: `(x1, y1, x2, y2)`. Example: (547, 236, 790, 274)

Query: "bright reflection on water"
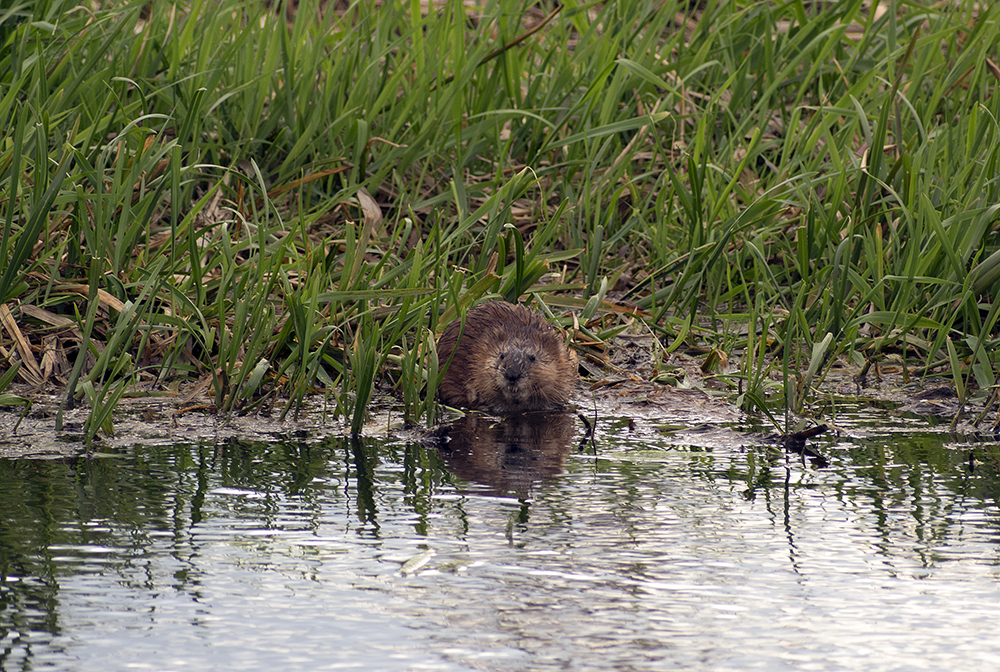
(2, 407, 1000, 671)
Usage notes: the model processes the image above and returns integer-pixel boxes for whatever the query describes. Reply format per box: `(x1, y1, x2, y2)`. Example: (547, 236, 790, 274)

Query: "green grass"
(2, 0, 1000, 439)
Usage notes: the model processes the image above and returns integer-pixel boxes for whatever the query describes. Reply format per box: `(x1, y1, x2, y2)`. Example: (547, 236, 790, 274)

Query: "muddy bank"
(0, 337, 987, 460)
(0, 384, 735, 460)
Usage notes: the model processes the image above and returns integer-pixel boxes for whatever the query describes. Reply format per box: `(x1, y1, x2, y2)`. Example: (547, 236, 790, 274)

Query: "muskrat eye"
(528, 354, 536, 362)
(498, 353, 505, 360)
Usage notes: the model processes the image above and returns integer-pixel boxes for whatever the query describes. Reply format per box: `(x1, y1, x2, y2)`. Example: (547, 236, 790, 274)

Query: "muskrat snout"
(497, 349, 535, 386)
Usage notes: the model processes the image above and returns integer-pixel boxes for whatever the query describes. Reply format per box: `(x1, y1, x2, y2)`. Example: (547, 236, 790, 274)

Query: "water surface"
(2, 407, 1000, 671)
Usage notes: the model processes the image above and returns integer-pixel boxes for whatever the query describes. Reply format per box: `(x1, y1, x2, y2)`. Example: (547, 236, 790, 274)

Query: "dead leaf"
(0, 303, 44, 386)
(53, 284, 126, 312)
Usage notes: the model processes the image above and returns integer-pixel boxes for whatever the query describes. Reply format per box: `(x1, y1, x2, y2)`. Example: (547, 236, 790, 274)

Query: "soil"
(0, 335, 991, 460)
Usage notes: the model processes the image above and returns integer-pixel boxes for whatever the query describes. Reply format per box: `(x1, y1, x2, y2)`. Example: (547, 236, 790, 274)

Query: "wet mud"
(0, 335, 988, 461)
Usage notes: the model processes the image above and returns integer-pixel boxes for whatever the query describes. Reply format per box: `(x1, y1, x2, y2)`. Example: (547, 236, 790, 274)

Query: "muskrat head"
(484, 339, 556, 411)
(497, 346, 535, 389)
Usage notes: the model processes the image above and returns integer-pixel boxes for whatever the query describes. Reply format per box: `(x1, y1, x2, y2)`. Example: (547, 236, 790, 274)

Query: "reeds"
(3, 0, 1000, 440)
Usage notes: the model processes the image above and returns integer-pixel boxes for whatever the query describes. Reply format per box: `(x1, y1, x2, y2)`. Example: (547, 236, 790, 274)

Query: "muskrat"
(436, 301, 577, 414)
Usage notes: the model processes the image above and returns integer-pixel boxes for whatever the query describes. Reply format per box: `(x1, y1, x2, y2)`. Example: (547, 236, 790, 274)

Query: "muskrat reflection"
(436, 413, 576, 497)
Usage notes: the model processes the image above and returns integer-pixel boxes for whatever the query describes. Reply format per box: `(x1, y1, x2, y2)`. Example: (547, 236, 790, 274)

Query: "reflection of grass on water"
(2, 0, 1000, 442)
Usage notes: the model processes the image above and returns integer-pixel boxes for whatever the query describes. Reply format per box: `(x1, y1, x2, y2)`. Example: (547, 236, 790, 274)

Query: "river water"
(2, 405, 999, 671)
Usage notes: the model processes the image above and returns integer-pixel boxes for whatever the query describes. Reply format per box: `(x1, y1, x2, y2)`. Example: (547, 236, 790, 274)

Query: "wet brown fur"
(437, 302, 577, 413)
